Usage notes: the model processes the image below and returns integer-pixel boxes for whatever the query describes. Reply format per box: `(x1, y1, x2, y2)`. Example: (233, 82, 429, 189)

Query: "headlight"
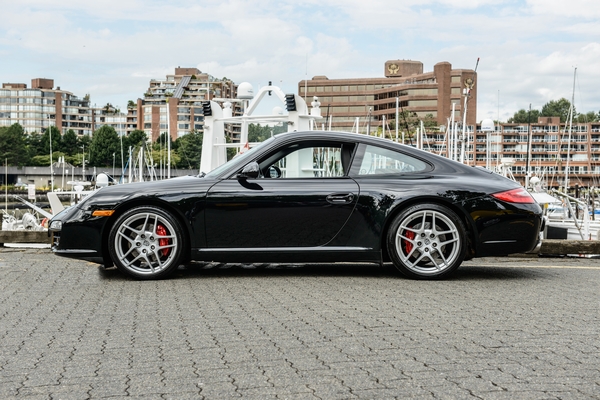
(49, 220, 63, 231)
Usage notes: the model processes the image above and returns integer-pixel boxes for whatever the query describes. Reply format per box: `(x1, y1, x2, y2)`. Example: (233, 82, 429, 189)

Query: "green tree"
(127, 100, 136, 109)
(541, 98, 574, 123)
(575, 111, 599, 123)
(248, 123, 286, 142)
(125, 129, 147, 150)
(90, 126, 120, 167)
(78, 134, 92, 151)
(248, 124, 271, 142)
(175, 130, 202, 169)
(422, 113, 438, 129)
(152, 132, 173, 152)
(103, 103, 115, 114)
(391, 110, 420, 144)
(62, 129, 79, 155)
(508, 108, 541, 123)
(150, 147, 181, 171)
(40, 126, 62, 157)
(25, 132, 44, 160)
(0, 123, 30, 166)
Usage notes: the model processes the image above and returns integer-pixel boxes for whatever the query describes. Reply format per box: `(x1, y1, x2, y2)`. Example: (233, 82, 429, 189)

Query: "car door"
(204, 142, 359, 248)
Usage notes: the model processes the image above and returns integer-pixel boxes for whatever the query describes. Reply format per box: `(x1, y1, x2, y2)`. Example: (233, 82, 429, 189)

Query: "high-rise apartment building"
(471, 118, 600, 188)
(298, 60, 477, 134)
(137, 67, 241, 141)
(0, 79, 92, 135)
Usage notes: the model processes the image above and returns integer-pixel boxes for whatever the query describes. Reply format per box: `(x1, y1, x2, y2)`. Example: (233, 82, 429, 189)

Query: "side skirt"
(191, 247, 381, 264)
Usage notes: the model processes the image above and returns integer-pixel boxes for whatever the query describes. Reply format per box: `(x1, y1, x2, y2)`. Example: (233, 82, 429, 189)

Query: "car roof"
(273, 130, 465, 167)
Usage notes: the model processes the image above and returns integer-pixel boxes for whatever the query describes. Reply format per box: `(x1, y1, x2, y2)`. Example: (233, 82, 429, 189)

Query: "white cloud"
(527, 0, 600, 18)
(1, 0, 599, 122)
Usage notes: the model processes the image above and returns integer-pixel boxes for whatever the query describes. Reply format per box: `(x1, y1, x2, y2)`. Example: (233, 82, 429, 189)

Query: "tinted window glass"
(358, 145, 428, 175)
(272, 145, 344, 178)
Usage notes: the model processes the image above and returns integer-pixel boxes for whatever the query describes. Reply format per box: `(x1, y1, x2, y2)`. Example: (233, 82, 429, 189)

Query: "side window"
(358, 145, 428, 175)
(271, 145, 345, 178)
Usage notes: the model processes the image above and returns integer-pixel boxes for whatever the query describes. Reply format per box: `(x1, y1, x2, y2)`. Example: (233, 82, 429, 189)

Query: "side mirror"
(268, 165, 282, 178)
(237, 161, 260, 179)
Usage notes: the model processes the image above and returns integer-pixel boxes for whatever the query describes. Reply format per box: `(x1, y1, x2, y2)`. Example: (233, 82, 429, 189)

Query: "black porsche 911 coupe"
(49, 130, 543, 280)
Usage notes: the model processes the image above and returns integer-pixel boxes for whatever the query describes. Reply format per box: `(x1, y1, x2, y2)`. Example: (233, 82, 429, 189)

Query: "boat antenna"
(564, 67, 577, 193)
(399, 102, 414, 146)
(304, 54, 308, 104)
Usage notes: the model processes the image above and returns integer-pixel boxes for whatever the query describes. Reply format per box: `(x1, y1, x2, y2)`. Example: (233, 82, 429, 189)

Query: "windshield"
(204, 136, 277, 179)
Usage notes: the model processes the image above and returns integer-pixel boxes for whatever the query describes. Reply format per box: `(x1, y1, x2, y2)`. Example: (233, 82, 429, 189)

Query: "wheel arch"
(101, 198, 192, 266)
(380, 196, 476, 262)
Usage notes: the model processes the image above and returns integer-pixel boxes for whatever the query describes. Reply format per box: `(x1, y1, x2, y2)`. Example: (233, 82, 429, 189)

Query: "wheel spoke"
(119, 245, 136, 260)
(142, 213, 151, 231)
(436, 228, 457, 236)
(117, 230, 136, 245)
(142, 253, 156, 273)
(122, 251, 143, 267)
(157, 243, 176, 251)
(439, 237, 459, 246)
(121, 223, 141, 236)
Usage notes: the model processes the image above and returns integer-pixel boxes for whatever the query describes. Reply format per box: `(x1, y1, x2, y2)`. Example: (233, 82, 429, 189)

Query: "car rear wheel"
(387, 203, 466, 279)
(108, 206, 184, 279)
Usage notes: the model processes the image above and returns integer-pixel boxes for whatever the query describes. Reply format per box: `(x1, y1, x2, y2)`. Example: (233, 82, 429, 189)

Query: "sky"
(1, 0, 600, 123)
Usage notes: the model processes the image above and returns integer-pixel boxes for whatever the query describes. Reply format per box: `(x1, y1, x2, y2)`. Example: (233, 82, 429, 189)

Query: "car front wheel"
(387, 203, 466, 279)
(108, 206, 184, 279)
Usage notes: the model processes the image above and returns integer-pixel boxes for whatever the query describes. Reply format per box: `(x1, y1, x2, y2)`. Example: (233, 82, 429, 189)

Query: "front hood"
(78, 175, 216, 209)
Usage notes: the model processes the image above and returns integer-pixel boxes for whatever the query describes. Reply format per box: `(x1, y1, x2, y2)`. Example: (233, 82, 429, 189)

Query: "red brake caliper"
(156, 224, 170, 256)
(403, 230, 415, 254)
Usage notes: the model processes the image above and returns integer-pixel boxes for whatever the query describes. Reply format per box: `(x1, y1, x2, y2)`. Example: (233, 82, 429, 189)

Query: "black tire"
(387, 203, 467, 279)
(108, 206, 185, 279)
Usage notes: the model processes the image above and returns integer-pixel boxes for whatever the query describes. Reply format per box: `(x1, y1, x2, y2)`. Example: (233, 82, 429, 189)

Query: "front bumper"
(48, 206, 108, 265)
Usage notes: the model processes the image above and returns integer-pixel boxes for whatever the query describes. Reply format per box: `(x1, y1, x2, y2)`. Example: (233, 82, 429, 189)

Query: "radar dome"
(272, 106, 283, 115)
(96, 173, 110, 188)
(237, 82, 254, 100)
(481, 119, 495, 132)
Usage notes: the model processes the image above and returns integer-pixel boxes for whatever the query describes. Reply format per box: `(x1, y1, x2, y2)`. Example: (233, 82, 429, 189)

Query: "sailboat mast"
(564, 67, 577, 193)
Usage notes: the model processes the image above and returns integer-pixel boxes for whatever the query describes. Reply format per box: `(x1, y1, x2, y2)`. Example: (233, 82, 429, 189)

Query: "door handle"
(326, 193, 355, 204)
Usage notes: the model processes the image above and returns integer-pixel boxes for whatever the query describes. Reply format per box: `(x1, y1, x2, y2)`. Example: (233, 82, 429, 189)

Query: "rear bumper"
(526, 216, 547, 254)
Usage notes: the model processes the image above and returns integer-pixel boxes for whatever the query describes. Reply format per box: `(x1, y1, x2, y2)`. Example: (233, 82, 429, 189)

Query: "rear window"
(358, 145, 429, 175)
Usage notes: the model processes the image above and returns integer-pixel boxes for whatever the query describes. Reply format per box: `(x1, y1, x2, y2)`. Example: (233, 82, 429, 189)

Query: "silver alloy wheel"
(113, 211, 179, 276)
(394, 209, 461, 275)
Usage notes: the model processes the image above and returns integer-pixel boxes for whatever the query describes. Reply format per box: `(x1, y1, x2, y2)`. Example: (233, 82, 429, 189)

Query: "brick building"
(298, 60, 477, 134)
(137, 67, 240, 141)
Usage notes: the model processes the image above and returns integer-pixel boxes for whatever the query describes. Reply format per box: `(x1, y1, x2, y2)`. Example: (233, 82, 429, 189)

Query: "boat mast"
(525, 103, 532, 189)
(564, 67, 577, 193)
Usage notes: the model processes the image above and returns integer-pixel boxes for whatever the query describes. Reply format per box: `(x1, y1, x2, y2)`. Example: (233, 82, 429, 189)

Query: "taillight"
(491, 188, 535, 204)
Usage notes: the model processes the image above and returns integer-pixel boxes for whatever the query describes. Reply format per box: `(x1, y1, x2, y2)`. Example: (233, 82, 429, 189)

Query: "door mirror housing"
(237, 161, 260, 179)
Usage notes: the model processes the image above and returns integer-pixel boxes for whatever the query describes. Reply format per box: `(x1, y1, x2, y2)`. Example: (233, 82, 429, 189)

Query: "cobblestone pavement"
(0, 248, 599, 399)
